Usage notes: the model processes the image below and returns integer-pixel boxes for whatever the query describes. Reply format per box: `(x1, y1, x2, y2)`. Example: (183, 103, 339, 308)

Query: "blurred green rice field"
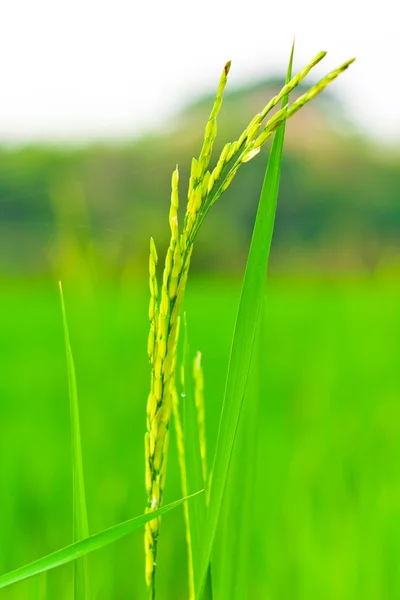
(0, 275, 399, 599)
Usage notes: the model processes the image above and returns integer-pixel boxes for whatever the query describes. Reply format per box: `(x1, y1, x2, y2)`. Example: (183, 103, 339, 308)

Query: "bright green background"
(0, 274, 399, 599)
(1, 70, 400, 599)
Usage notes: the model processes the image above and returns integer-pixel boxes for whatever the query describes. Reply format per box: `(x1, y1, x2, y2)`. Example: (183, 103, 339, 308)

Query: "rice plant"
(143, 44, 354, 599)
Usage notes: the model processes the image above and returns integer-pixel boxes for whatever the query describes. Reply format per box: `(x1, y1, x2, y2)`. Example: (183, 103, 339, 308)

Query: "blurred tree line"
(0, 77, 399, 277)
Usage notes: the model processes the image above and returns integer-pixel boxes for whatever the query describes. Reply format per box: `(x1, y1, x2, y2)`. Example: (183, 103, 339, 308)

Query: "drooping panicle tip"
(344, 57, 356, 68)
(314, 50, 327, 65)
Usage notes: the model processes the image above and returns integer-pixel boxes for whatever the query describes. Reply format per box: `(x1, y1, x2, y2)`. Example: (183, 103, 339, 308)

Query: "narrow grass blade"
(183, 321, 206, 558)
(196, 43, 295, 599)
(184, 425, 213, 600)
(59, 281, 90, 599)
(173, 315, 211, 599)
(193, 352, 208, 494)
(0, 493, 202, 591)
(171, 388, 195, 599)
(29, 571, 47, 600)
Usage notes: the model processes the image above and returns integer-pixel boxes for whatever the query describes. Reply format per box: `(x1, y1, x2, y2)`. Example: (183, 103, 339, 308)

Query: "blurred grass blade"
(196, 43, 295, 599)
(59, 281, 90, 599)
(29, 572, 47, 600)
(0, 492, 202, 591)
(171, 315, 196, 598)
(179, 316, 212, 598)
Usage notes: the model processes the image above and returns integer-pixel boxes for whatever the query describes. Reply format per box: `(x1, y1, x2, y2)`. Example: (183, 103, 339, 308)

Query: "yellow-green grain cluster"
(144, 169, 187, 592)
(144, 50, 354, 595)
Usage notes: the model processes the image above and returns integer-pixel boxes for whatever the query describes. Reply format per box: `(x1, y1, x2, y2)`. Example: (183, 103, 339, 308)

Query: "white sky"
(0, 0, 397, 144)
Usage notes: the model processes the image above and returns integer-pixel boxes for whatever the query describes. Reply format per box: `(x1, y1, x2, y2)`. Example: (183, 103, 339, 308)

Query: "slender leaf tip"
(289, 38, 295, 67)
(0, 490, 204, 592)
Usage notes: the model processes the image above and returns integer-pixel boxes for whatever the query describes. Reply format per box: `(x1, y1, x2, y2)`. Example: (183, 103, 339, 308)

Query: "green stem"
(149, 575, 156, 600)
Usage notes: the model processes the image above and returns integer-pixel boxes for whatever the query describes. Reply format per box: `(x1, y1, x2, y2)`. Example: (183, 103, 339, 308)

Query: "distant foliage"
(0, 79, 398, 276)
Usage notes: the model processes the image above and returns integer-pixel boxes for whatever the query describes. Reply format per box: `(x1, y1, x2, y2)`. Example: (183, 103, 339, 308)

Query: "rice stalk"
(144, 50, 354, 596)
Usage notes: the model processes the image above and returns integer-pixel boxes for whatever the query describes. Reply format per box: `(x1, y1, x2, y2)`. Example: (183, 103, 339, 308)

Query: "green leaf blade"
(174, 315, 212, 599)
(212, 302, 263, 599)
(0, 493, 202, 592)
(59, 281, 90, 599)
(196, 43, 295, 599)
